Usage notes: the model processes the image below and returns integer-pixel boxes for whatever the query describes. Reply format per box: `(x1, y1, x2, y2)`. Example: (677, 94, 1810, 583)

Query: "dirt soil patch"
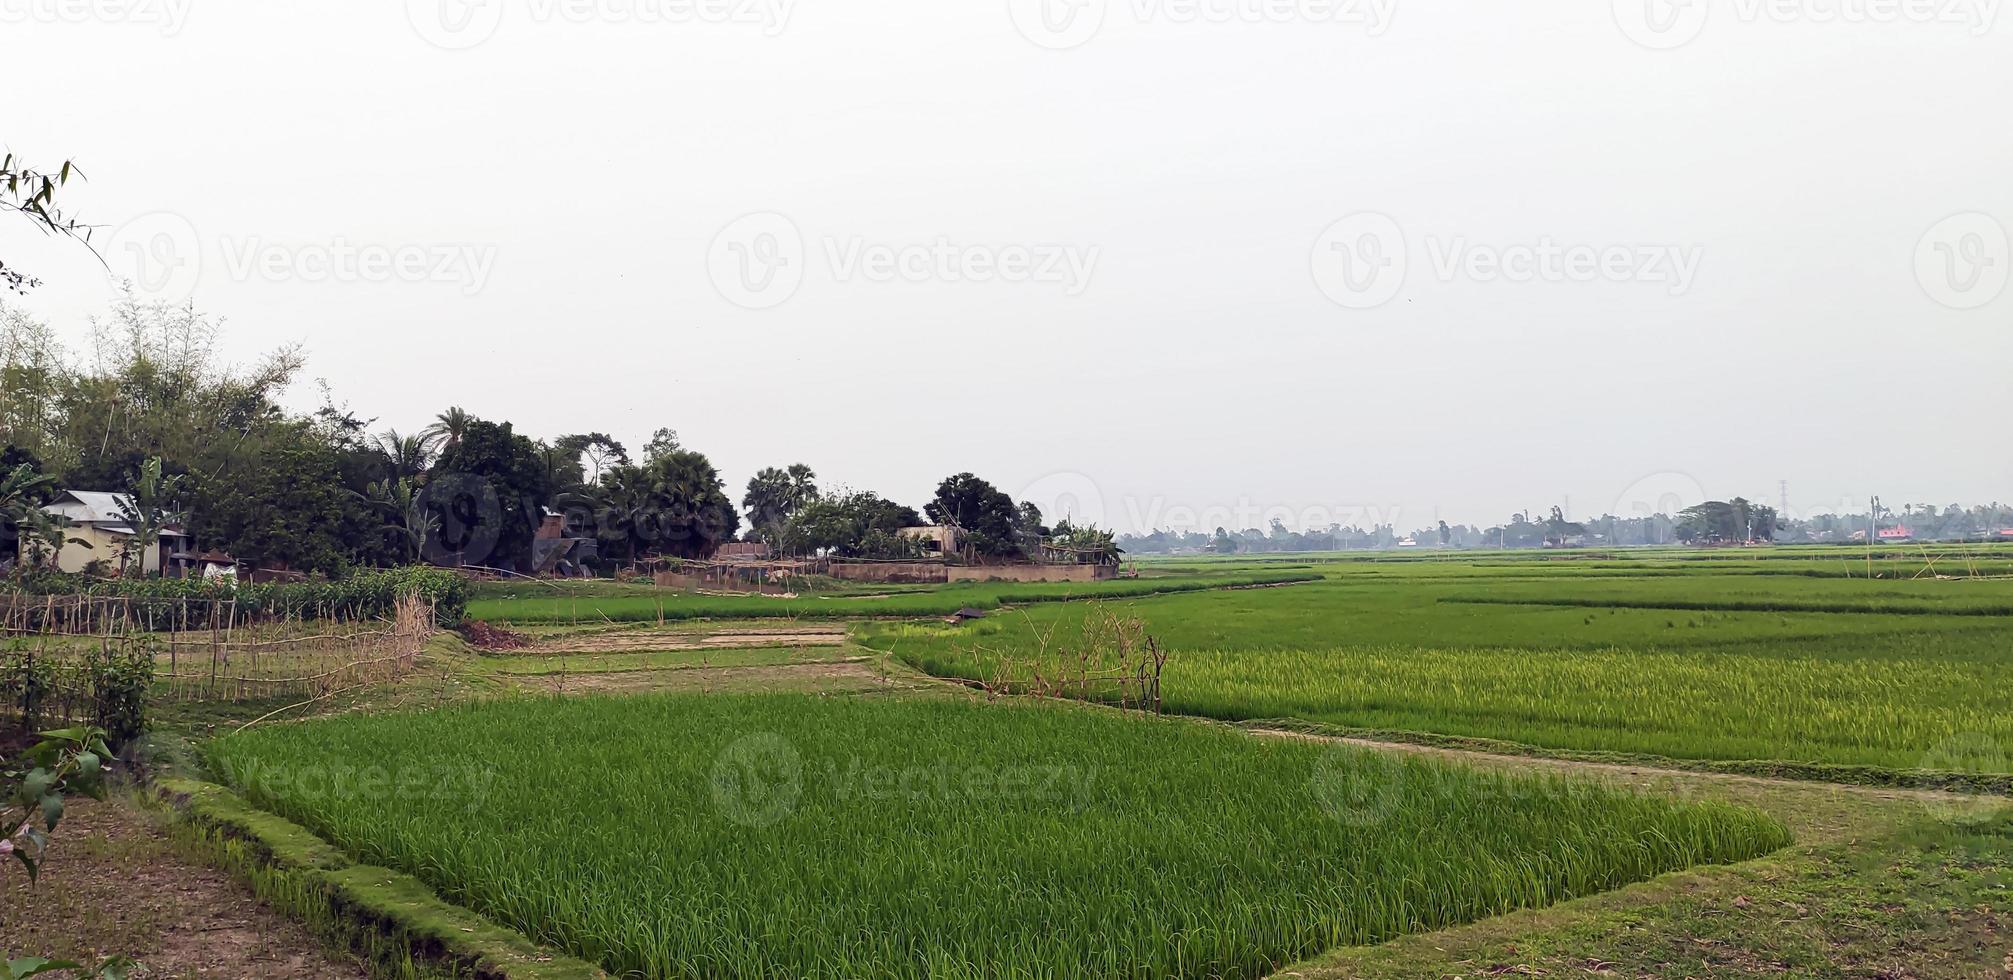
(522, 659, 911, 696)
(0, 794, 367, 978)
(526, 626, 847, 655)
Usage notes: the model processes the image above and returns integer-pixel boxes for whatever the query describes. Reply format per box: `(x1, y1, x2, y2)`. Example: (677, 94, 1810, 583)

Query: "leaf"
(74, 752, 99, 777)
(20, 771, 51, 802)
(39, 795, 61, 833)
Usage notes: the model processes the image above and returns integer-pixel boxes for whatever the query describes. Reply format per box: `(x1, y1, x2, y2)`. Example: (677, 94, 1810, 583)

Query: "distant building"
(713, 542, 772, 561)
(1876, 526, 1914, 543)
(36, 491, 186, 575)
(530, 510, 599, 576)
(899, 525, 966, 557)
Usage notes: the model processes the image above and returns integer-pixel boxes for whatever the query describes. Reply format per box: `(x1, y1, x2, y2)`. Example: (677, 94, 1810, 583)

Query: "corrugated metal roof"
(45, 491, 135, 524)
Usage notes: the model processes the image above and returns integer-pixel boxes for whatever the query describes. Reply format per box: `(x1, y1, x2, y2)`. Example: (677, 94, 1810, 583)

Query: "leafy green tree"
(785, 489, 923, 558)
(426, 419, 554, 570)
(189, 426, 355, 576)
(924, 473, 1025, 559)
(642, 427, 681, 463)
(555, 433, 628, 484)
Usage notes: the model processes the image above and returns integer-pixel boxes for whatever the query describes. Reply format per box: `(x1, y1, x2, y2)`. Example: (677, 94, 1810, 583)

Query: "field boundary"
(154, 777, 607, 980)
(1439, 594, 2013, 617)
(1242, 718, 2013, 795)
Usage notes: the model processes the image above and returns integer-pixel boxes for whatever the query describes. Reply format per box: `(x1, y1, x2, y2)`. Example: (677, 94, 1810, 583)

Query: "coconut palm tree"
(421, 406, 472, 453)
(374, 429, 433, 480)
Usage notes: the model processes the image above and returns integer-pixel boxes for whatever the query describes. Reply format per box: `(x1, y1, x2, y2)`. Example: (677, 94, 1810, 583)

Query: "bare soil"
(523, 626, 847, 655)
(0, 795, 367, 979)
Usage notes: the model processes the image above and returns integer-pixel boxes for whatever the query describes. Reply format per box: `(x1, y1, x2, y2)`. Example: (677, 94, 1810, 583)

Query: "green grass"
(206, 694, 1788, 979)
(465, 570, 1316, 624)
(858, 563, 2013, 772)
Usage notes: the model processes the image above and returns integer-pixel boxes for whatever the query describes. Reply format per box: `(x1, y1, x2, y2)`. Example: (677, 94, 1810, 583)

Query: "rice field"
(859, 556, 2013, 772)
(464, 569, 1316, 624)
(206, 694, 1788, 979)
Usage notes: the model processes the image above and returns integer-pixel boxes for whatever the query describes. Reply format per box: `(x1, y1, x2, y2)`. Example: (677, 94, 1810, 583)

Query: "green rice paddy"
(208, 694, 1788, 979)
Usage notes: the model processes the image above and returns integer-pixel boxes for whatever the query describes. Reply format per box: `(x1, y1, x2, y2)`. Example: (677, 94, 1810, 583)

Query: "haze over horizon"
(3, 0, 2007, 534)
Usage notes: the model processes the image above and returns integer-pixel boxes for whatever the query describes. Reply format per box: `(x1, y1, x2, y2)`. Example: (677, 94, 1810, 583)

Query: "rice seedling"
(207, 694, 1788, 979)
(859, 561, 2013, 771)
(464, 570, 1317, 624)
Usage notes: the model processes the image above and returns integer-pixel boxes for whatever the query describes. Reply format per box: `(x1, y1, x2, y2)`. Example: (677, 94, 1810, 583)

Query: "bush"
(3, 566, 470, 627)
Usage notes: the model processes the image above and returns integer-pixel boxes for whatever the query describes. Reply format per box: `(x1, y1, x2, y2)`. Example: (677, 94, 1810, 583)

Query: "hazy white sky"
(2, 0, 2007, 533)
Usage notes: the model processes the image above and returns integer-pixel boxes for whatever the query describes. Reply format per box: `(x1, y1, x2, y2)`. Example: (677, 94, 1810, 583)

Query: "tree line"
(0, 294, 1111, 578)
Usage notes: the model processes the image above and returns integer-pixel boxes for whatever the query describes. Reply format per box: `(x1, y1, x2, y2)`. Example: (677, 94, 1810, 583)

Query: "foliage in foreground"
(4, 566, 469, 626)
(207, 694, 1789, 979)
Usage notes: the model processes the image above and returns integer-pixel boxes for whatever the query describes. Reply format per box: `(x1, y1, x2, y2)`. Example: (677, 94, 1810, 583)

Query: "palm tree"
(374, 429, 433, 480)
(422, 406, 472, 453)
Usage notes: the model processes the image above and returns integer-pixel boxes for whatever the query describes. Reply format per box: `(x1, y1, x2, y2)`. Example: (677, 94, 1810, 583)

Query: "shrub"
(3, 566, 469, 627)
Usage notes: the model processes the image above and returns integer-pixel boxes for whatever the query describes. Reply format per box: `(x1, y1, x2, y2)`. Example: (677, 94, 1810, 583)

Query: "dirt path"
(0, 795, 366, 979)
(524, 626, 848, 655)
(521, 658, 932, 696)
(1246, 727, 1986, 809)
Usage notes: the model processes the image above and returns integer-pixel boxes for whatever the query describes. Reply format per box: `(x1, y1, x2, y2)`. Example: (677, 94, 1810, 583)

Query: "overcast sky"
(1, 0, 2007, 534)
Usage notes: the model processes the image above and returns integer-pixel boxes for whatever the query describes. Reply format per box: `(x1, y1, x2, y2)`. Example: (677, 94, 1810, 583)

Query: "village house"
(36, 490, 186, 574)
